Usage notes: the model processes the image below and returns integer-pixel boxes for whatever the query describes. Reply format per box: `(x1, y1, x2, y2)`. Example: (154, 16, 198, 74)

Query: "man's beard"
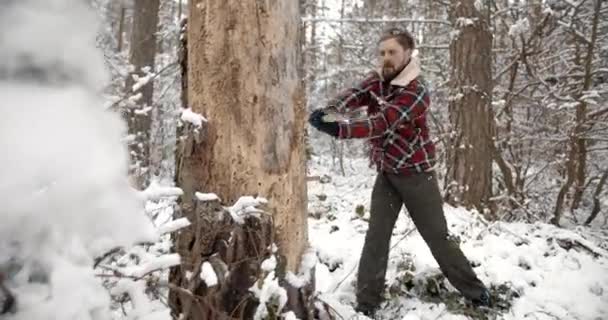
(382, 59, 409, 82)
(382, 65, 399, 80)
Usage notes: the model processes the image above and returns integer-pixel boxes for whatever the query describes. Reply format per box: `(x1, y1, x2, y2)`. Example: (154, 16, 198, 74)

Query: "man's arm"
(326, 71, 381, 113)
(336, 83, 429, 139)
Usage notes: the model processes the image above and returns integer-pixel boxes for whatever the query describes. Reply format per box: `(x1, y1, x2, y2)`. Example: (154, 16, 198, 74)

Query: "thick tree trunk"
(171, 1, 312, 318)
(125, 0, 160, 188)
(186, 0, 308, 276)
(446, 0, 495, 217)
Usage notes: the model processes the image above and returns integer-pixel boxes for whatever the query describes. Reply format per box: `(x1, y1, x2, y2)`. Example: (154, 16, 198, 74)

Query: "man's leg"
(387, 172, 487, 301)
(356, 173, 403, 310)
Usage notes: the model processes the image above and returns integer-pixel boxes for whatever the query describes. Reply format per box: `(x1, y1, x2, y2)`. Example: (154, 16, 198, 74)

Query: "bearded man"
(308, 28, 491, 316)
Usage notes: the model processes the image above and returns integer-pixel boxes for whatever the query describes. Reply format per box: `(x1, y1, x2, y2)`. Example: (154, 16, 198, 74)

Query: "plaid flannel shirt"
(330, 72, 436, 175)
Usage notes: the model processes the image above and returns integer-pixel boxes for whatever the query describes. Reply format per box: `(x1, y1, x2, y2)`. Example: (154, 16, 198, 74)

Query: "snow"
(140, 180, 183, 201)
(474, 0, 484, 12)
(581, 90, 600, 105)
(122, 254, 181, 278)
(509, 18, 530, 38)
(111, 279, 153, 317)
(307, 155, 608, 320)
(228, 196, 269, 224)
(131, 72, 155, 93)
(0, 1, 158, 319)
(286, 248, 318, 288)
(195, 192, 220, 202)
(180, 108, 207, 127)
(2, 1, 606, 318)
(200, 262, 218, 287)
(456, 17, 476, 28)
(129, 92, 143, 103)
(250, 271, 288, 320)
(133, 105, 153, 115)
(282, 311, 298, 320)
(156, 217, 191, 235)
(261, 255, 278, 272)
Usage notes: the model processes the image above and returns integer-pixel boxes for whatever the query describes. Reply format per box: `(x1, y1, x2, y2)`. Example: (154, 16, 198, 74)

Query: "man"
(308, 29, 490, 316)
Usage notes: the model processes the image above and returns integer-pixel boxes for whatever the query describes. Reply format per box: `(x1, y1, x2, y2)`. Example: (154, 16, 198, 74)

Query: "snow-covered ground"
(307, 155, 608, 320)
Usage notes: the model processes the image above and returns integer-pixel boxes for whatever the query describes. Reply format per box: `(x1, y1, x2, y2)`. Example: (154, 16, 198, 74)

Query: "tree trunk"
(553, 0, 602, 225)
(446, 0, 494, 217)
(364, 0, 378, 17)
(125, 0, 160, 189)
(116, 6, 126, 52)
(585, 169, 608, 226)
(171, 1, 312, 318)
(569, 0, 603, 213)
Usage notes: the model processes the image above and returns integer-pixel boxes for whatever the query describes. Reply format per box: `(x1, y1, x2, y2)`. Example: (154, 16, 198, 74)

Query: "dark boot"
(356, 173, 403, 309)
(471, 289, 492, 307)
(355, 302, 377, 317)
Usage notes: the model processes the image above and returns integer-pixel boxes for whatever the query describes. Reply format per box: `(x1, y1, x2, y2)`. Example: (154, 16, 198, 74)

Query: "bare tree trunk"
(308, 1, 318, 86)
(117, 6, 126, 52)
(553, 0, 602, 225)
(364, 0, 378, 17)
(337, 0, 346, 176)
(386, 0, 402, 29)
(585, 169, 608, 226)
(125, 0, 160, 189)
(446, 0, 495, 217)
(171, 1, 312, 318)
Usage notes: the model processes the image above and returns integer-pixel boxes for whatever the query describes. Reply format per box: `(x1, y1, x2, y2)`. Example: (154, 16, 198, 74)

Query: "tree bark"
(446, 0, 495, 217)
(171, 0, 312, 318)
(125, 0, 160, 189)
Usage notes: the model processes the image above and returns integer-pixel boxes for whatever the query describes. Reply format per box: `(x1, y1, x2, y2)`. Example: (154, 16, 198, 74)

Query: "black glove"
(308, 109, 339, 137)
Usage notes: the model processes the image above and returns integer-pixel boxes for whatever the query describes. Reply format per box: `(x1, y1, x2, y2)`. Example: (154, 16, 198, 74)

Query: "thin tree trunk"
(364, 0, 378, 17)
(446, 0, 495, 217)
(553, 0, 602, 225)
(585, 169, 608, 226)
(125, 0, 160, 188)
(117, 6, 126, 52)
(337, 0, 346, 176)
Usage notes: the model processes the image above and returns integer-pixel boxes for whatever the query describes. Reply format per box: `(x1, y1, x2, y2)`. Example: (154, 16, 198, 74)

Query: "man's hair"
(378, 28, 415, 50)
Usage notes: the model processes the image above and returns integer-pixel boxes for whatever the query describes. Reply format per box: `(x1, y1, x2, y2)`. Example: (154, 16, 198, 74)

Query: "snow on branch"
(228, 196, 269, 224)
(131, 71, 154, 93)
(180, 108, 207, 127)
(139, 180, 183, 201)
(195, 192, 220, 202)
(157, 217, 191, 235)
(250, 254, 288, 320)
(200, 262, 218, 287)
(120, 253, 181, 278)
(285, 248, 318, 288)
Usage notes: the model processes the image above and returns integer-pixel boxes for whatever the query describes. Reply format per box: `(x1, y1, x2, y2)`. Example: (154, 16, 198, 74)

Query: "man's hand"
(308, 109, 339, 137)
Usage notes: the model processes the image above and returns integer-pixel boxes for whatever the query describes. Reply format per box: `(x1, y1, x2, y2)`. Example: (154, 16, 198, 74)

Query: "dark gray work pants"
(356, 172, 487, 307)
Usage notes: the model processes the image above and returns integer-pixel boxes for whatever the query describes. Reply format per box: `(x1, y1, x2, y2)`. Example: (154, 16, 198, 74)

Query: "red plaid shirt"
(330, 72, 436, 175)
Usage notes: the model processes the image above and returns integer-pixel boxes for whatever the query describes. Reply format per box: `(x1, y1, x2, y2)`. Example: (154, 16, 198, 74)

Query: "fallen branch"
(554, 237, 604, 259)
